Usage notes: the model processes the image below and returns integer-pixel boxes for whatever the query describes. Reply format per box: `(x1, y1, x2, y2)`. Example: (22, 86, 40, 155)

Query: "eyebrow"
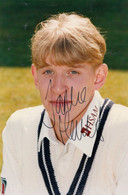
(41, 63, 51, 68)
(70, 63, 85, 68)
(72, 64, 83, 68)
(41, 62, 85, 69)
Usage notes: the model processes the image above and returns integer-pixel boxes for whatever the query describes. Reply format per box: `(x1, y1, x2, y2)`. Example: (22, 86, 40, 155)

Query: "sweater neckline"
(37, 98, 114, 195)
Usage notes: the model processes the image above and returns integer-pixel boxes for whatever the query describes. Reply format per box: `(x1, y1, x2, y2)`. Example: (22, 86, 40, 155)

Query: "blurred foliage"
(0, 0, 128, 69)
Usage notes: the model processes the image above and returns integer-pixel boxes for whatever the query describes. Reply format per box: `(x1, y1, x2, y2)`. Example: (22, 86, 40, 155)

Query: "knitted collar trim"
(37, 99, 114, 195)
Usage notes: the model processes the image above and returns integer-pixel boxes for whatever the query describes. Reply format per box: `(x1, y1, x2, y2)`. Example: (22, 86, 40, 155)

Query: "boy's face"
(32, 57, 107, 125)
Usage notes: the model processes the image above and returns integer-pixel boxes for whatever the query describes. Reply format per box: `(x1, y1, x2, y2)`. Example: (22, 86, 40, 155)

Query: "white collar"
(38, 91, 104, 157)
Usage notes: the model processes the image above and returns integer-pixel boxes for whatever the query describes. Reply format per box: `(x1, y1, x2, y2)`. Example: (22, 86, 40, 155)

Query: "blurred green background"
(0, 0, 128, 69)
(0, 0, 128, 180)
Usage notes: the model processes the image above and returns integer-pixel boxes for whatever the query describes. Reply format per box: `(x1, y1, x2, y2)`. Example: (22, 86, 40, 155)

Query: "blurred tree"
(0, 0, 128, 69)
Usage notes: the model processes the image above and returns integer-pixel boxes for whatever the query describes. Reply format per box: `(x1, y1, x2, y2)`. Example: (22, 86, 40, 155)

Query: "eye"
(44, 70, 53, 75)
(70, 70, 79, 75)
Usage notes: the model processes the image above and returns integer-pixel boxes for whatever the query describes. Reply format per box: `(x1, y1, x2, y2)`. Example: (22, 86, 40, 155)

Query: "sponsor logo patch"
(1, 177, 7, 195)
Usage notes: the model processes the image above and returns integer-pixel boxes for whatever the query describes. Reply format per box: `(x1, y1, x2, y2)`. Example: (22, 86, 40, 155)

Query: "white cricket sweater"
(1, 92, 128, 195)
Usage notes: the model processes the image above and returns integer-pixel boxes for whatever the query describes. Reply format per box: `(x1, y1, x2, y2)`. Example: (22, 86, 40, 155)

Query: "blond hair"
(31, 13, 106, 69)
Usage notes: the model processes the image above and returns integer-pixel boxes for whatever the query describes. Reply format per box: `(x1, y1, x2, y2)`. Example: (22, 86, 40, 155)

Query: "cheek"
(37, 78, 50, 99)
(80, 78, 95, 99)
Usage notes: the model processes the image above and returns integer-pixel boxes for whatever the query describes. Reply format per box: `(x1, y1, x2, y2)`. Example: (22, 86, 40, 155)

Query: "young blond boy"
(1, 13, 128, 195)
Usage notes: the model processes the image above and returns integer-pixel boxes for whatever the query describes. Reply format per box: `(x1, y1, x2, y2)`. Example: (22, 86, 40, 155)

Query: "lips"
(49, 100, 72, 105)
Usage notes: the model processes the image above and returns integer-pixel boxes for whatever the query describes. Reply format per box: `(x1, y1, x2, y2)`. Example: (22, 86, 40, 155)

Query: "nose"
(51, 74, 68, 95)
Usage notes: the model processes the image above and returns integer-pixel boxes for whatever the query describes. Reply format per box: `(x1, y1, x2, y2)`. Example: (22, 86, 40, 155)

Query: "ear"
(31, 64, 38, 89)
(94, 64, 108, 90)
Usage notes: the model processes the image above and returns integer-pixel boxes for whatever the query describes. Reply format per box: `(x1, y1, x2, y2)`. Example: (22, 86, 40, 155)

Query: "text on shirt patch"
(81, 105, 98, 136)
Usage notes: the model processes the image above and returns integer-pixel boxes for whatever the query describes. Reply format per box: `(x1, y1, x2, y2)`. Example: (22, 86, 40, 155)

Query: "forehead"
(45, 55, 90, 69)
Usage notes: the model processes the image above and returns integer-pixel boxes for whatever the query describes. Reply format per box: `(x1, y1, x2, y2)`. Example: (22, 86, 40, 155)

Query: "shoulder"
(104, 103, 128, 145)
(7, 105, 44, 124)
(4, 105, 45, 138)
(107, 103, 128, 126)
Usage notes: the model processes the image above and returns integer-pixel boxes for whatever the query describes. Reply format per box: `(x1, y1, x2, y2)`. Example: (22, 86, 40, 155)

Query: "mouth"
(49, 100, 72, 106)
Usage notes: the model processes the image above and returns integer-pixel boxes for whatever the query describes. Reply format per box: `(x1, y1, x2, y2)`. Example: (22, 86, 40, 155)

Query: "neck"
(51, 105, 89, 144)
(54, 119, 74, 144)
